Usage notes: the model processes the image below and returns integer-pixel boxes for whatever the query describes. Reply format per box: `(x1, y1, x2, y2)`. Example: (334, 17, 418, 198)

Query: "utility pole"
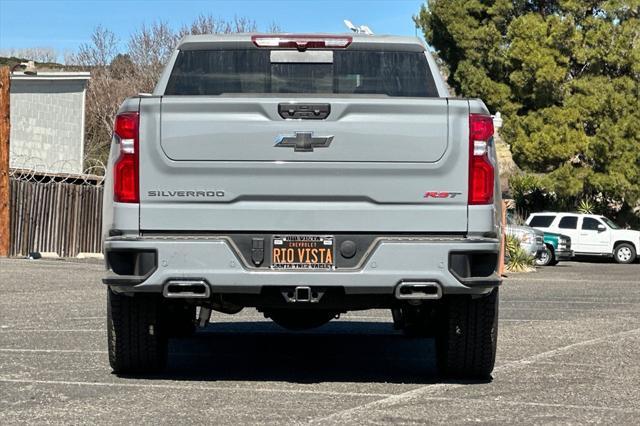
(0, 67, 10, 257)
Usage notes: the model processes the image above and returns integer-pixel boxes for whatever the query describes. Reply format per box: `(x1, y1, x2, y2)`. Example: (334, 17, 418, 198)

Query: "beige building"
(9, 72, 90, 175)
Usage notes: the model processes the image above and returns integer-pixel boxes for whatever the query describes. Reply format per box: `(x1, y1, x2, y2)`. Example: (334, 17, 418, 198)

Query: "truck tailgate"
(160, 98, 448, 163)
(138, 97, 470, 232)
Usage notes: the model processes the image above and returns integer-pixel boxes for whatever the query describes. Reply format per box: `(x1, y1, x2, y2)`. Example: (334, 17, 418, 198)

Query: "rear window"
(558, 216, 578, 229)
(582, 217, 603, 230)
(165, 49, 439, 97)
(529, 215, 555, 228)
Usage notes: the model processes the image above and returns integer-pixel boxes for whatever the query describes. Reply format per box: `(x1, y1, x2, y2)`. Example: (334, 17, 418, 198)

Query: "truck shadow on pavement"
(126, 321, 492, 385)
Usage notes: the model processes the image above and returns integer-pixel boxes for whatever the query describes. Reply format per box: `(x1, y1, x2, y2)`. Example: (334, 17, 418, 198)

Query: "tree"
(127, 21, 177, 93)
(109, 54, 135, 81)
(0, 47, 58, 63)
(69, 26, 130, 170)
(415, 1, 640, 214)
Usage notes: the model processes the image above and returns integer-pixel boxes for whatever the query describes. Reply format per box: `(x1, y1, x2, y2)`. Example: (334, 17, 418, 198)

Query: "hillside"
(0, 56, 85, 72)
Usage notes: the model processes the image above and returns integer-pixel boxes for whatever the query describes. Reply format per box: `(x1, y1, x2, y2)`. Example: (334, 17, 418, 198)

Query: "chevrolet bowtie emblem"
(274, 132, 334, 152)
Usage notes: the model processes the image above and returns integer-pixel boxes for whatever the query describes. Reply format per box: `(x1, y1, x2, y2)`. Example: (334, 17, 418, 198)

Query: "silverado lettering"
(148, 190, 225, 197)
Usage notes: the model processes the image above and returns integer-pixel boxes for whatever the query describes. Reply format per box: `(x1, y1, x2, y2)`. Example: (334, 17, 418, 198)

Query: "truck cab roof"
(176, 33, 427, 52)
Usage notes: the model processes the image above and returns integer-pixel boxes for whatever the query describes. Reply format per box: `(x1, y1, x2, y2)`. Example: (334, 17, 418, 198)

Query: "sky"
(0, 0, 426, 60)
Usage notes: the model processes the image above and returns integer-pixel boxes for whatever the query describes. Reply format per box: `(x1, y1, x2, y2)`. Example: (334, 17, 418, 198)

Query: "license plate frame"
(271, 235, 335, 270)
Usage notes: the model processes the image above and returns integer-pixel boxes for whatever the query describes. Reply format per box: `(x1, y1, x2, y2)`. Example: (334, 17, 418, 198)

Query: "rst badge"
(424, 191, 462, 199)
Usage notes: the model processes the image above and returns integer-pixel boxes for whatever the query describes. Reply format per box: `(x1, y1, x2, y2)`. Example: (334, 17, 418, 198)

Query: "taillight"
(251, 34, 352, 49)
(469, 114, 495, 205)
(113, 112, 139, 203)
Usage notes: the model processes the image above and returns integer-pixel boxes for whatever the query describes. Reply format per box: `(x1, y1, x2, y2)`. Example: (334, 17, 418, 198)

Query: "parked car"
(526, 212, 640, 264)
(506, 213, 545, 259)
(536, 232, 573, 267)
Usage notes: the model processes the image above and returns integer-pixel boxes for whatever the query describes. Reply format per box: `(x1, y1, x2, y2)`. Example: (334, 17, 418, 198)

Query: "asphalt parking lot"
(1, 259, 639, 424)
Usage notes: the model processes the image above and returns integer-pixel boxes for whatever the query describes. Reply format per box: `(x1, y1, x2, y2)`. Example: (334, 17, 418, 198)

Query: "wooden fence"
(9, 178, 103, 257)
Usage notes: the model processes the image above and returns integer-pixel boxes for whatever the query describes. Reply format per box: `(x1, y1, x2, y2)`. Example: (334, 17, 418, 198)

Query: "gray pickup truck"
(103, 33, 502, 378)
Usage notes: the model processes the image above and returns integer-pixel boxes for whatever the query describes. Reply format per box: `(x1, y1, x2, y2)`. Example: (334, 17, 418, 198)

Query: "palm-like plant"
(505, 234, 535, 272)
(505, 234, 519, 255)
(577, 199, 595, 214)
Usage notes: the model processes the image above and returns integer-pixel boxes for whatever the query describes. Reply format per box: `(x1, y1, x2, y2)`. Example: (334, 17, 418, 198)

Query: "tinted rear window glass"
(165, 49, 438, 97)
(529, 215, 555, 228)
(582, 217, 602, 230)
(558, 216, 578, 229)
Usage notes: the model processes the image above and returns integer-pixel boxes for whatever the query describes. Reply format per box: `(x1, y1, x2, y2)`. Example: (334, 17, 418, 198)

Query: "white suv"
(526, 213, 640, 264)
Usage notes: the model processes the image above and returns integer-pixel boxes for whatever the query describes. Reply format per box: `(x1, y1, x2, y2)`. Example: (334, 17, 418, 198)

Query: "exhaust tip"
(163, 280, 211, 299)
(395, 281, 442, 300)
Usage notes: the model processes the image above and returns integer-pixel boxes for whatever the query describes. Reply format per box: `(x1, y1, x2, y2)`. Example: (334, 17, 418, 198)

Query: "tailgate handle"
(278, 103, 330, 120)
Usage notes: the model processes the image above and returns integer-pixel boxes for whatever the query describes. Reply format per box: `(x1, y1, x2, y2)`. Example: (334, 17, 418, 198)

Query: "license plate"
(271, 235, 334, 270)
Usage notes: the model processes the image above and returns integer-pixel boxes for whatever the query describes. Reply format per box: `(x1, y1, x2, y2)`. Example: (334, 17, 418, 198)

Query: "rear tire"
(614, 243, 636, 264)
(435, 288, 499, 379)
(107, 289, 168, 374)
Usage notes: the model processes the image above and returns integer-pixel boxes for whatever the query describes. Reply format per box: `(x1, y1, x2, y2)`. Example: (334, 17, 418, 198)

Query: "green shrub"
(509, 173, 548, 218)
